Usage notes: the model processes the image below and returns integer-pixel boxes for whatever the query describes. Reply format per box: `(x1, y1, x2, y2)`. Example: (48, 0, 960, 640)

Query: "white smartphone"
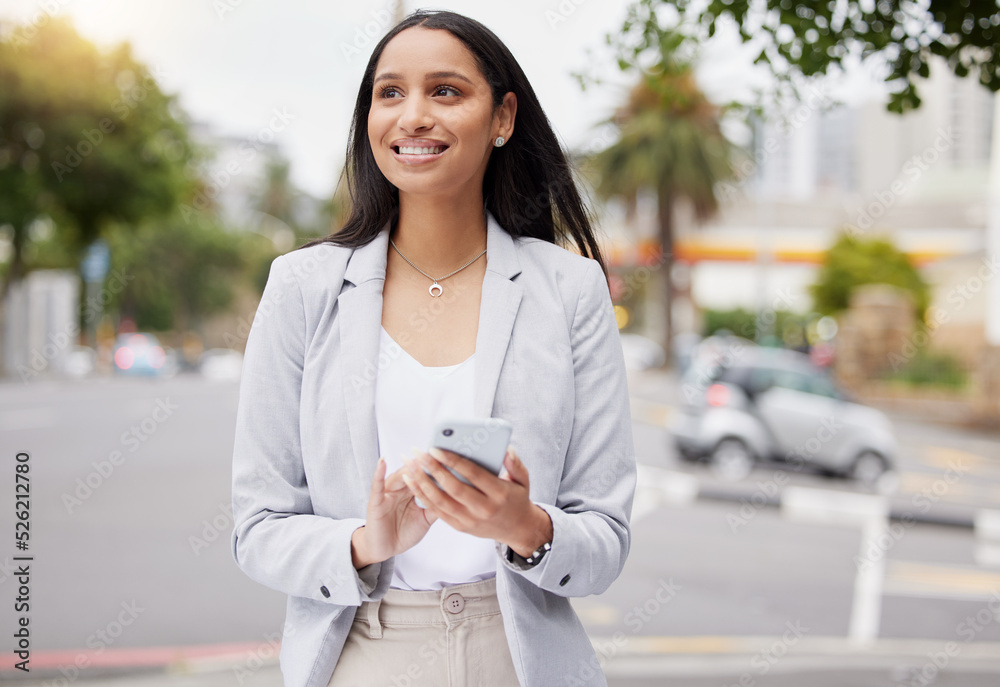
(414, 417, 513, 509)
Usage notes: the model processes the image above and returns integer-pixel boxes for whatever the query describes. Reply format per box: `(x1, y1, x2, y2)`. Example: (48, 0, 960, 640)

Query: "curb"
(635, 463, 998, 533)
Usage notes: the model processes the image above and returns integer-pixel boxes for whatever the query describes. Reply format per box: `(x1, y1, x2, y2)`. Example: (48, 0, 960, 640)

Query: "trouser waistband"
(358, 576, 500, 639)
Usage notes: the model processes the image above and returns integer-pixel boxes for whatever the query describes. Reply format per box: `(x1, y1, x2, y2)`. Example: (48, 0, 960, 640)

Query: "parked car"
(61, 345, 97, 378)
(112, 333, 177, 377)
(198, 348, 244, 381)
(618, 333, 666, 371)
(670, 346, 897, 485)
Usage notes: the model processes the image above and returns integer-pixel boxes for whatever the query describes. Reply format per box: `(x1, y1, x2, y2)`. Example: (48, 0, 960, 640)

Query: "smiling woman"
(230, 9, 636, 687)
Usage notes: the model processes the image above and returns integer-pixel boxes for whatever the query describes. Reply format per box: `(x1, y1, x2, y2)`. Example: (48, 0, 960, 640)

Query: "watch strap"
(507, 540, 551, 567)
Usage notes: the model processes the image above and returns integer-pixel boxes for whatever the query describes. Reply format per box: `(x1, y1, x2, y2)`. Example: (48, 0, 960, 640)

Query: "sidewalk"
(10, 637, 1000, 686)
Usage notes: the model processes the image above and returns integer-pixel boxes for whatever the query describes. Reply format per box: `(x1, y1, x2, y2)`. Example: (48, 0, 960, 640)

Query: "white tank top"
(374, 325, 498, 591)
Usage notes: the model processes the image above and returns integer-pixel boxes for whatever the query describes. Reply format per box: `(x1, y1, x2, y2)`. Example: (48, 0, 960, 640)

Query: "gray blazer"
(230, 209, 636, 687)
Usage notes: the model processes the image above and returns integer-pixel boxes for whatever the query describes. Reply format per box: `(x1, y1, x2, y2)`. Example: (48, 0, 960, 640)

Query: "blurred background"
(1, 0, 1000, 685)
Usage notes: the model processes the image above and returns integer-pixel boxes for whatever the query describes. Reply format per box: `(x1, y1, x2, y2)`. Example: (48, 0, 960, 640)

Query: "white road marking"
(0, 407, 57, 430)
(780, 486, 890, 646)
(849, 518, 888, 645)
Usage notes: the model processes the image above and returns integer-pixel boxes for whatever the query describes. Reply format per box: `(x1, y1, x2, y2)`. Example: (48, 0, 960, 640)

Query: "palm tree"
(585, 60, 737, 365)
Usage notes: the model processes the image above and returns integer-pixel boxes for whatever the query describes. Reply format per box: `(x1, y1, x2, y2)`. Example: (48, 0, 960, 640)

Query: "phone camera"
(443, 429, 453, 436)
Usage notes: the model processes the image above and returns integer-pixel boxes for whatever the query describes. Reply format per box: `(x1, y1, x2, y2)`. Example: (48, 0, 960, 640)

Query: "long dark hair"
(295, 9, 608, 280)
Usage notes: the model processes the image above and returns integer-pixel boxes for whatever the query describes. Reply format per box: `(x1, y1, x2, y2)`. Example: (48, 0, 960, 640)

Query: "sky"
(0, 0, 888, 199)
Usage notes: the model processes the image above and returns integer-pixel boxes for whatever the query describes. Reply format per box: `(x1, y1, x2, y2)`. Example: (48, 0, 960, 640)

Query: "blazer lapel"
(338, 210, 523, 478)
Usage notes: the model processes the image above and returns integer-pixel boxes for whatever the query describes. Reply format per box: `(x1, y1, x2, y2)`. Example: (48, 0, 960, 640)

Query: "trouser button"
(444, 592, 465, 613)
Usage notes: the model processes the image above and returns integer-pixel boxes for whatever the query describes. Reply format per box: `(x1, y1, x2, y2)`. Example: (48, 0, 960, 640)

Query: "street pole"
(986, 95, 1000, 346)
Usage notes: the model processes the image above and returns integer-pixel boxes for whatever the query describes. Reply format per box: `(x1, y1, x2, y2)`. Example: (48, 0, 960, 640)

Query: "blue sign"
(81, 239, 110, 283)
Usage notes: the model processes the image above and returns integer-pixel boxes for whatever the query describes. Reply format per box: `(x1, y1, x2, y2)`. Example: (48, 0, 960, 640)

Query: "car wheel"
(850, 451, 888, 486)
(674, 440, 699, 463)
(710, 438, 755, 481)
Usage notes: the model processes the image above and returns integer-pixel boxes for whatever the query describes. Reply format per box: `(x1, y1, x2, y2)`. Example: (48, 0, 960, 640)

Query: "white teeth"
(397, 145, 446, 155)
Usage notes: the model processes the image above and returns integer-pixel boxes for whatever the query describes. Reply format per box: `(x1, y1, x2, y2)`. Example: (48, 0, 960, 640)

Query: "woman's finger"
(369, 456, 386, 506)
(501, 448, 529, 486)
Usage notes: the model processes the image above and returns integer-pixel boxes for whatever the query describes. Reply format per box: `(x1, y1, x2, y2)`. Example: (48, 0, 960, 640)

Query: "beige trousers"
(327, 576, 521, 687)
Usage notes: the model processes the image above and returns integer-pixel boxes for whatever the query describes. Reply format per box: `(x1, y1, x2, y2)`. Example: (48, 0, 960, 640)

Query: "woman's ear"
(497, 91, 517, 143)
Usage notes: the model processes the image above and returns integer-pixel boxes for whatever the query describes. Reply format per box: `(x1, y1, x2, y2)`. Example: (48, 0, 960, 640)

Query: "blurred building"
(187, 120, 328, 244)
(657, 57, 997, 365)
(2, 270, 78, 381)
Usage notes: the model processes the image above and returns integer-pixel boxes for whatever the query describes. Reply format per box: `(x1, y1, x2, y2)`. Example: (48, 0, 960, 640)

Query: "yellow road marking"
(885, 560, 1000, 597)
(628, 636, 741, 653)
(573, 603, 620, 626)
(922, 446, 987, 471)
(630, 398, 673, 427)
(897, 472, 972, 499)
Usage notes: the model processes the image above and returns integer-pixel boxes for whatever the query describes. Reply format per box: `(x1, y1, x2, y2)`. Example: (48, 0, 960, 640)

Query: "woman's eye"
(377, 85, 460, 99)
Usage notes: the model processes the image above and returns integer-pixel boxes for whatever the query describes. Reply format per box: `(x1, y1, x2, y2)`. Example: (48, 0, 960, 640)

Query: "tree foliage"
(583, 53, 738, 363)
(606, 0, 999, 113)
(809, 231, 931, 317)
(104, 212, 256, 334)
(0, 16, 202, 296)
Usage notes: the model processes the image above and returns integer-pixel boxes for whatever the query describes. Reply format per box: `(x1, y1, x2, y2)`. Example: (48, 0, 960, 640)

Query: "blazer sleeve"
(230, 254, 390, 607)
(495, 257, 636, 596)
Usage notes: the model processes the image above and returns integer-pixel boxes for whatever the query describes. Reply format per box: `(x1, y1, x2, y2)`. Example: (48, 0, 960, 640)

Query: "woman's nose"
(397, 95, 433, 132)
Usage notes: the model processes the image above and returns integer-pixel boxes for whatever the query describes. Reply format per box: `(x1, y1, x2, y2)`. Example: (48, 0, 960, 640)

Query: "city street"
(1, 369, 999, 685)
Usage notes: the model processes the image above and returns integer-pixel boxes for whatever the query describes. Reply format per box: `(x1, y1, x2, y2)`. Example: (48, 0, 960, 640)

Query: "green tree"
(809, 231, 931, 318)
(583, 53, 737, 363)
(0, 16, 201, 301)
(104, 212, 252, 341)
(606, 0, 999, 113)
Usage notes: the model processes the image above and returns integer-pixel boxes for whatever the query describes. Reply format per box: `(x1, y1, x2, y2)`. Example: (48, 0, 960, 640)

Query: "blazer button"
(320, 585, 330, 598)
(559, 574, 571, 587)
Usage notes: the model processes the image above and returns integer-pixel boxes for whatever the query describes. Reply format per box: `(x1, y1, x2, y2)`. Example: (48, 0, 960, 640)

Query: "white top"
(374, 325, 498, 591)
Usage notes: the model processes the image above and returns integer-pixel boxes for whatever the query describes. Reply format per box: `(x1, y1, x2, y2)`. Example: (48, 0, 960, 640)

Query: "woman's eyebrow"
(373, 70, 474, 86)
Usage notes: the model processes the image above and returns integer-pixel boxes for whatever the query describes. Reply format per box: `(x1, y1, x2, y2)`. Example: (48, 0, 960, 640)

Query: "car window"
(769, 367, 839, 398)
(804, 373, 839, 399)
(747, 367, 774, 393)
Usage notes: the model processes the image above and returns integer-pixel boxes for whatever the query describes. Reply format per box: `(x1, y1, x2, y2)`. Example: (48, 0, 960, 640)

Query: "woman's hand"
(401, 446, 553, 558)
(352, 456, 439, 568)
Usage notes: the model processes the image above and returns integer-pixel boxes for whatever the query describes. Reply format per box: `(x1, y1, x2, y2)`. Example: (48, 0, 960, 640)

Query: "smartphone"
(414, 417, 513, 508)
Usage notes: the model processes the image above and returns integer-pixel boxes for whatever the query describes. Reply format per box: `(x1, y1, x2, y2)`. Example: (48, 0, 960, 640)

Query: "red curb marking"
(0, 641, 280, 671)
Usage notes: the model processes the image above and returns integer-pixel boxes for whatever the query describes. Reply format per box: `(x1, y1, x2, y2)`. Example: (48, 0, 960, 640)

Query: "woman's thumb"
(501, 448, 527, 485)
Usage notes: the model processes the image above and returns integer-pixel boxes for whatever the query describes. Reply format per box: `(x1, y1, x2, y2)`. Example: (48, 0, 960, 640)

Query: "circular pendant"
(429, 282, 443, 297)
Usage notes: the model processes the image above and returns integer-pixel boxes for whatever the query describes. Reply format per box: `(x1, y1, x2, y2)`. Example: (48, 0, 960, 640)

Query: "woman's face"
(367, 26, 515, 199)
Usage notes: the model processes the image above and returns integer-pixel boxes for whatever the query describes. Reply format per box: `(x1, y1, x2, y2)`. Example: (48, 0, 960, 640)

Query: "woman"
(230, 9, 636, 687)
